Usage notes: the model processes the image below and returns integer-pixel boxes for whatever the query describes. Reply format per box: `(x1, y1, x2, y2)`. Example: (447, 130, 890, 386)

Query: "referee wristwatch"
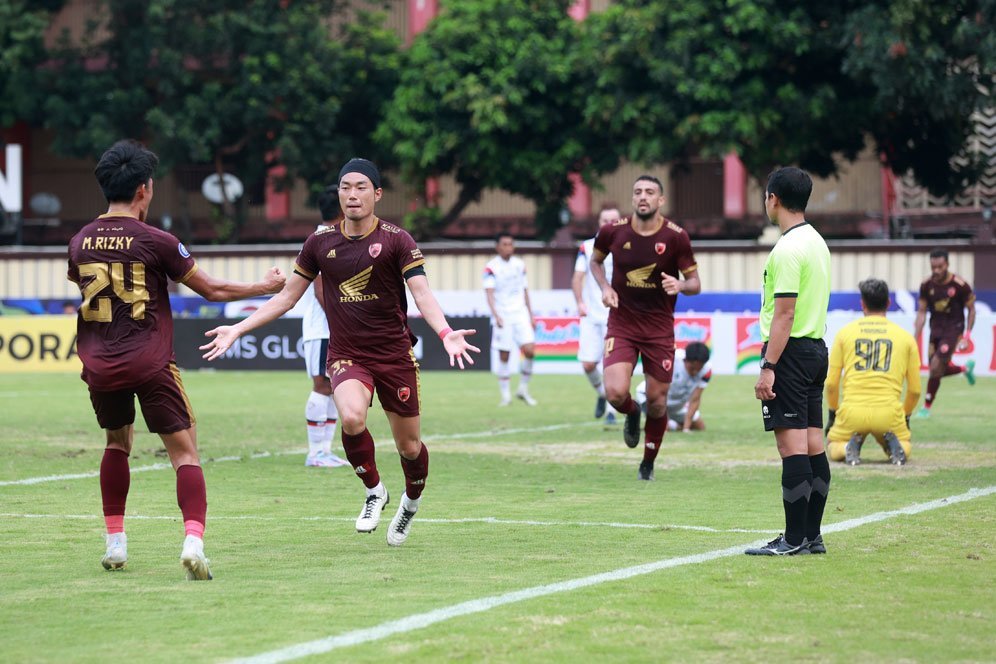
(759, 358, 777, 371)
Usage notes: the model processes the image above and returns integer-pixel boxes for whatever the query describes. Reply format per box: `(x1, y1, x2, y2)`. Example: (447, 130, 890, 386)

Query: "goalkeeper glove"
(824, 409, 836, 436)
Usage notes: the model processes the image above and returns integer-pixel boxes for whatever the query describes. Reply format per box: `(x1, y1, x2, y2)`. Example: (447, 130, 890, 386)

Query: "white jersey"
(574, 238, 613, 323)
(483, 255, 529, 319)
(667, 349, 712, 411)
(301, 223, 331, 341)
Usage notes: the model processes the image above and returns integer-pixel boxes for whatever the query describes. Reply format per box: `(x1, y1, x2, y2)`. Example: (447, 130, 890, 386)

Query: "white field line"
(232, 485, 996, 664)
(0, 422, 601, 487)
(0, 512, 769, 534)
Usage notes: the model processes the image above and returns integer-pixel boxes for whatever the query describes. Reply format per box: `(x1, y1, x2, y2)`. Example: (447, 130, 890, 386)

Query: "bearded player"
(589, 175, 701, 481)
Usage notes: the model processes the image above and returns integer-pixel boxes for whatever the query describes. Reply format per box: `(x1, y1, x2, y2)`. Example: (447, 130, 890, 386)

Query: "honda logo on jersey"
(369, 243, 382, 258)
(397, 386, 411, 402)
(655, 242, 666, 255)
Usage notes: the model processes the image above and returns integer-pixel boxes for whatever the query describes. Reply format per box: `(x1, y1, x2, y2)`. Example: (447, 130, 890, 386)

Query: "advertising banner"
(0, 315, 80, 373)
(171, 316, 492, 372)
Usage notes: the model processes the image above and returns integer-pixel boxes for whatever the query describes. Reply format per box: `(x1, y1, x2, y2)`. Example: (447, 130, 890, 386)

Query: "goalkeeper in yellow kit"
(825, 278, 921, 465)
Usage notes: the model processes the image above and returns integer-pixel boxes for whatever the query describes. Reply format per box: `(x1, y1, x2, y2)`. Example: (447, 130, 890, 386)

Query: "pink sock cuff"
(184, 520, 205, 539)
(105, 515, 125, 534)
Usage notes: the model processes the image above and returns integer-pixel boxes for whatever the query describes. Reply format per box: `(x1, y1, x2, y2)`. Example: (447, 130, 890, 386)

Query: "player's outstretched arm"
(200, 272, 311, 361)
(184, 266, 285, 302)
(407, 274, 481, 369)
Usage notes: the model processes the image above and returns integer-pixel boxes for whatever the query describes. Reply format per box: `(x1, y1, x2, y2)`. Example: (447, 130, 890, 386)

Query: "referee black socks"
(807, 452, 831, 542)
(781, 454, 813, 547)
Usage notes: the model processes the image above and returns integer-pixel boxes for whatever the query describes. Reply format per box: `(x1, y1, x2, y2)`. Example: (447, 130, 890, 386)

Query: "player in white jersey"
(484, 232, 537, 406)
(635, 343, 712, 431)
(572, 204, 621, 423)
(301, 188, 347, 467)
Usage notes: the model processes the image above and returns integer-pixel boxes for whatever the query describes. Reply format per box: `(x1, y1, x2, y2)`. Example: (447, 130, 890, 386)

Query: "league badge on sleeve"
(178, 242, 191, 258)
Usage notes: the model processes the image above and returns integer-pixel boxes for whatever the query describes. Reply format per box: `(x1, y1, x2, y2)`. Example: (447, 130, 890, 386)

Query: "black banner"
(173, 317, 492, 371)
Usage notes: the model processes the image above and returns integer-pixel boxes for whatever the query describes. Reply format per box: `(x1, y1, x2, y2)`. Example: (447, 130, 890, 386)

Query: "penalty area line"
(0, 422, 601, 487)
(232, 485, 996, 664)
(0, 512, 769, 534)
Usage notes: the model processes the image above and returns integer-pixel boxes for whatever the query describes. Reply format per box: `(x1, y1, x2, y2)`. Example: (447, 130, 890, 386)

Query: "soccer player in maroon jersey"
(912, 248, 976, 418)
(68, 140, 286, 579)
(201, 158, 480, 546)
(589, 175, 701, 480)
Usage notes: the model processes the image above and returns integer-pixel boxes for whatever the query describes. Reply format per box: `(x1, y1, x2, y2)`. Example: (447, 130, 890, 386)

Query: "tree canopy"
(7, 0, 993, 242)
(582, 0, 994, 195)
(376, 0, 620, 240)
(40, 0, 401, 240)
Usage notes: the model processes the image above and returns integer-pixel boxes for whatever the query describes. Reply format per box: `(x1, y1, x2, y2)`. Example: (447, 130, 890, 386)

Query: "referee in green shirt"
(746, 167, 832, 556)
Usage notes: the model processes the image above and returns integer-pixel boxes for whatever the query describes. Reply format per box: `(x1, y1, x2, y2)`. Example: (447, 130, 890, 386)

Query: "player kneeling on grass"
(69, 140, 286, 580)
(635, 342, 712, 432)
(201, 159, 479, 547)
(825, 278, 921, 466)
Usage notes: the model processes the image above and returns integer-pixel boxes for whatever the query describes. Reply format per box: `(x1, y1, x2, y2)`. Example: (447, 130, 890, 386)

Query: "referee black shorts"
(760, 337, 828, 431)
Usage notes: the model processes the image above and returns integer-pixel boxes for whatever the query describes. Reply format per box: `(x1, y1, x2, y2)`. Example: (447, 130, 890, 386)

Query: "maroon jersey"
(919, 273, 974, 338)
(293, 218, 425, 363)
(593, 216, 697, 341)
(67, 215, 197, 391)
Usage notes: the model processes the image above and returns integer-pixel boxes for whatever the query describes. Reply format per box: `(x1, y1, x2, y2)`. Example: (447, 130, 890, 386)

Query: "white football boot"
(387, 495, 421, 547)
(180, 535, 213, 581)
(101, 532, 127, 571)
(355, 485, 390, 533)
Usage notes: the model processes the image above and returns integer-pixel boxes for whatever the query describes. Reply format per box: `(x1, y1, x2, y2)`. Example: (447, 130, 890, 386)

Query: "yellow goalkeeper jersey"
(826, 315, 921, 414)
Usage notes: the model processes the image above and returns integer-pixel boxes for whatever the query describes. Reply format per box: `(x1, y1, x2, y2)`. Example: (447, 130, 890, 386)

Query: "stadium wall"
(1, 242, 990, 299)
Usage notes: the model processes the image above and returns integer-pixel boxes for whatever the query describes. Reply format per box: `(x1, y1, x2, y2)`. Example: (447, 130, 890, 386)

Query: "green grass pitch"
(0, 370, 993, 662)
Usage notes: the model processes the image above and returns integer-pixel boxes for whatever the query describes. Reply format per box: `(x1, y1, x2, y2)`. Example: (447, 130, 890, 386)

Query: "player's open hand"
(262, 267, 286, 294)
(754, 368, 776, 401)
(662, 273, 682, 296)
(601, 286, 619, 309)
(442, 329, 481, 370)
(200, 325, 241, 361)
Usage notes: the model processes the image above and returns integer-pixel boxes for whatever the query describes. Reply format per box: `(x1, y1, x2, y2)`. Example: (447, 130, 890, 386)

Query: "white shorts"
(667, 408, 701, 430)
(492, 314, 535, 352)
(303, 338, 329, 377)
(577, 316, 608, 364)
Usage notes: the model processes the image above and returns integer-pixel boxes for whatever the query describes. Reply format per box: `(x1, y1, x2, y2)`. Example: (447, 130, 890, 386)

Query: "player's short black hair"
(495, 231, 514, 244)
(765, 167, 812, 213)
(859, 278, 890, 312)
(684, 342, 710, 363)
(634, 175, 664, 195)
(94, 140, 159, 203)
(929, 248, 949, 262)
(317, 185, 340, 221)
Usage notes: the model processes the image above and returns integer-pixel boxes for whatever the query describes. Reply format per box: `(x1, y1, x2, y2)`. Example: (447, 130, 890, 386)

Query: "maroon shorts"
(928, 334, 960, 361)
(603, 335, 676, 383)
(88, 362, 195, 434)
(328, 351, 421, 417)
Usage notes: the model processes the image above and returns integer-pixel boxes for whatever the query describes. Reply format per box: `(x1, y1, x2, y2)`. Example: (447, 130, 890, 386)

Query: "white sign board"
(0, 144, 22, 213)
